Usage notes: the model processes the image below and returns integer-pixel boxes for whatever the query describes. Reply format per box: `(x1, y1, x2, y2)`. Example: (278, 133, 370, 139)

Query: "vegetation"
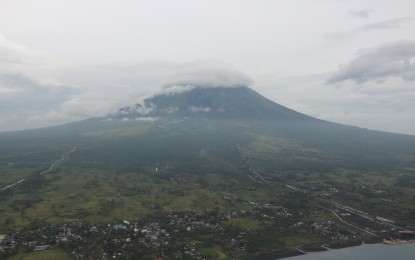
(9, 249, 72, 260)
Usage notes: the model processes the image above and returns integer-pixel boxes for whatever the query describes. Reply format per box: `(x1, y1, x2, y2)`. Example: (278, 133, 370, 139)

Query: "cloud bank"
(349, 9, 373, 19)
(0, 37, 254, 131)
(0, 35, 115, 130)
(324, 17, 411, 42)
(327, 41, 415, 84)
(163, 60, 253, 89)
(360, 17, 411, 31)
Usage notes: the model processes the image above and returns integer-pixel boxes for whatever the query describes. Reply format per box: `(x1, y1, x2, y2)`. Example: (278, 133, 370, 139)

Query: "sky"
(0, 0, 415, 135)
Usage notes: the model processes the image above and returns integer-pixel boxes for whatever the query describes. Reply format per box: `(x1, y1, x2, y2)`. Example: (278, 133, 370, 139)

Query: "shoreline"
(246, 238, 415, 260)
(382, 238, 415, 245)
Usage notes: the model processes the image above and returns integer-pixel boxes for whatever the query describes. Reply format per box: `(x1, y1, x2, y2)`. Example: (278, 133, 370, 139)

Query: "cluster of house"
(223, 192, 293, 219)
(311, 220, 359, 241)
(0, 214, 221, 259)
(168, 213, 223, 232)
(0, 222, 88, 256)
(0, 234, 15, 254)
(1, 196, 300, 259)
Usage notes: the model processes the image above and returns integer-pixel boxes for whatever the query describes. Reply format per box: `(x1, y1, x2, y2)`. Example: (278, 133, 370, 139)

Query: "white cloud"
(0, 34, 41, 65)
(135, 117, 159, 122)
(360, 17, 411, 31)
(327, 41, 415, 84)
(163, 60, 253, 88)
(257, 72, 415, 135)
(61, 97, 111, 118)
(349, 9, 373, 19)
(189, 106, 211, 113)
(324, 17, 411, 43)
(159, 85, 195, 95)
(0, 35, 172, 131)
(26, 110, 80, 126)
(0, 74, 76, 121)
(0, 44, 254, 132)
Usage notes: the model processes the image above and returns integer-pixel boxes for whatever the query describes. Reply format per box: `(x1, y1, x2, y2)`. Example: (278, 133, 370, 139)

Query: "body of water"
(287, 243, 415, 260)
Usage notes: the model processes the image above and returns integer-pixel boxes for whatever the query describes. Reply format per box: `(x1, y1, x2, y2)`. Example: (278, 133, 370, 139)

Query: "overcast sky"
(0, 0, 414, 135)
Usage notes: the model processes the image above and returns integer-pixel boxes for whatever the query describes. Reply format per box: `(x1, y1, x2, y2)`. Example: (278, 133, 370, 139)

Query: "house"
(34, 245, 52, 251)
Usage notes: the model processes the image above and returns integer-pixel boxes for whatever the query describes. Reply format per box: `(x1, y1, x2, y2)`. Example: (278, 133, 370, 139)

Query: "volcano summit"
(117, 86, 313, 121)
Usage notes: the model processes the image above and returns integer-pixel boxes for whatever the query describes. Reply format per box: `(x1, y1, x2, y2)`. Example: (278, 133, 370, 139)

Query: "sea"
(286, 243, 415, 260)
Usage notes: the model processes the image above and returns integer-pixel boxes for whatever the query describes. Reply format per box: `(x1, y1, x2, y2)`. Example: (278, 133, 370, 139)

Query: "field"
(9, 249, 72, 260)
(0, 164, 290, 231)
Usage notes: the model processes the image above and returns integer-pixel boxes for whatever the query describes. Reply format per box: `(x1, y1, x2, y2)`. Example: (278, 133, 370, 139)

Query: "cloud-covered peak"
(163, 60, 253, 89)
(327, 41, 415, 84)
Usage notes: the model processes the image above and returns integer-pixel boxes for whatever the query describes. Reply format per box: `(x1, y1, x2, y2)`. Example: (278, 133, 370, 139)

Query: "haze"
(0, 0, 414, 134)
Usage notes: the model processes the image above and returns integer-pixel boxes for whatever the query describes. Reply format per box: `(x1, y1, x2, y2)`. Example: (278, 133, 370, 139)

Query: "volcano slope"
(1, 86, 415, 259)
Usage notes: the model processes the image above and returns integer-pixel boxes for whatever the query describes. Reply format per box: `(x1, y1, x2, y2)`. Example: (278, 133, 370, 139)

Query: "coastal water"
(287, 243, 415, 260)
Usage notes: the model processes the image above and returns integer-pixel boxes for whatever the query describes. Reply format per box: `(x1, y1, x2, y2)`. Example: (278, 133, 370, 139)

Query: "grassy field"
(0, 166, 33, 187)
(241, 134, 325, 161)
(226, 217, 262, 230)
(9, 249, 72, 260)
(0, 166, 255, 230)
(80, 121, 151, 137)
(200, 245, 228, 259)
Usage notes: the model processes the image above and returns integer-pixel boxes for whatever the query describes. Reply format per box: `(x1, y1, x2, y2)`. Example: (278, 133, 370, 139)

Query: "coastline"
(285, 241, 415, 260)
(382, 238, 415, 245)
(246, 249, 305, 260)
(246, 238, 415, 260)
(246, 240, 363, 260)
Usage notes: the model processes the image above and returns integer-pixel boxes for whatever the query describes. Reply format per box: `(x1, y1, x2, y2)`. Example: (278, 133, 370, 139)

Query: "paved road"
(0, 178, 26, 192)
(39, 146, 77, 175)
(0, 146, 76, 193)
(317, 205, 378, 236)
(318, 198, 404, 230)
(243, 159, 405, 235)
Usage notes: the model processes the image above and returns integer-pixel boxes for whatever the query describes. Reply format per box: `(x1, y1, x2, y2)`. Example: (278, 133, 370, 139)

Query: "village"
(1, 162, 414, 259)
(0, 198, 289, 259)
(0, 196, 362, 259)
(2, 188, 411, 260)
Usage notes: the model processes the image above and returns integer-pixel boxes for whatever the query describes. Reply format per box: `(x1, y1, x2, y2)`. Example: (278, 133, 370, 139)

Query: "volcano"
(1, 84, 415, 259)
(1, 85, 415, 172)
(118, 86, 313, 121)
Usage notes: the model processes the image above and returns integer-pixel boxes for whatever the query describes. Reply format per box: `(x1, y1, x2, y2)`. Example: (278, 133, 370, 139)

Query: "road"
(245, 158, 272, 184)
(317, 205, 378, 236)
(318, 198, 404, 230)
(0, 146, 76, 193)
(243, 158, 406, 235)
(0, 179, 26, 192)
(39, 146, 77, 175)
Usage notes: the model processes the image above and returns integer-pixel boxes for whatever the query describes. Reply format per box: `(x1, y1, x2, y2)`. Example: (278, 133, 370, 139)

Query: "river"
(287, 243, 415, 260)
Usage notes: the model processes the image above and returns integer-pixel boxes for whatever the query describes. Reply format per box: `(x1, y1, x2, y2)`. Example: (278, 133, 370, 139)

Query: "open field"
(9, 249, 72, 260)
(0, 163, 294, 229)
